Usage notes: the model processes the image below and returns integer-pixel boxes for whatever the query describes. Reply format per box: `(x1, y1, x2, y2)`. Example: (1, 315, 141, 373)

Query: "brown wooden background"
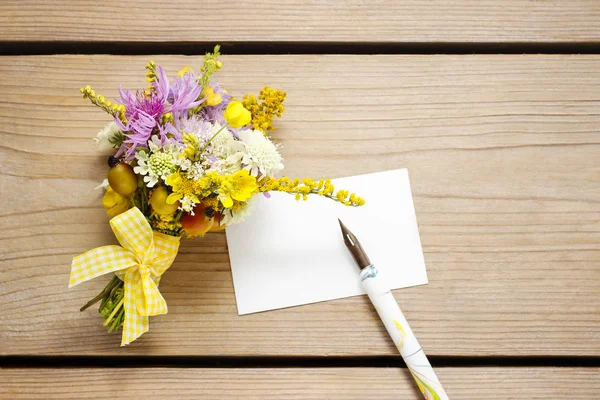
(1, 2, 599, 399)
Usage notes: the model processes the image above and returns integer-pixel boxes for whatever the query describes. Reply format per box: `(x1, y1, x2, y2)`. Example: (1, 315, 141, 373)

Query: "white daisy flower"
(93, 121, 121, 153)
(214, 157, 242, 175)
(134, 136, 182, 188)
(233, 129, 284, 177)
(208, 123, 238, 160)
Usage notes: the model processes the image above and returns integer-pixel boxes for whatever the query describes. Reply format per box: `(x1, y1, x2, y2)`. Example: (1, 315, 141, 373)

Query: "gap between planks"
(2, 355, 600, 369)
(2, 367, 600, 399)
(1, 41, 600, 56)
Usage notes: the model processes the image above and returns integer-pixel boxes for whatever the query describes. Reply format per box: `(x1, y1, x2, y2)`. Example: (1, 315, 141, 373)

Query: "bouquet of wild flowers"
(70, 46, 364, 345)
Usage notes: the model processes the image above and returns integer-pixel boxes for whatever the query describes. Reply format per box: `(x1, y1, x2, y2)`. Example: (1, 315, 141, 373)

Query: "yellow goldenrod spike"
(177, 66, 194, 78)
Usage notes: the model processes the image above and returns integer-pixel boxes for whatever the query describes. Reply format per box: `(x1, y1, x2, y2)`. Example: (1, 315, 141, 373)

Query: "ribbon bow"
(70, 207, 180, 345)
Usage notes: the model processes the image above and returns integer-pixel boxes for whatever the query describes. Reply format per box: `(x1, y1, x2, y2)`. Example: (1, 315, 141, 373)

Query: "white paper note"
(226, 169, 428, 315)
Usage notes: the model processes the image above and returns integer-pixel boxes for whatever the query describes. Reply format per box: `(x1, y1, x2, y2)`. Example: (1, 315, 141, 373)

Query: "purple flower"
(153, 66, 170, 101)
(114, 64, 206, 159)
(173, 114, 211, 140)
(119, 87, 166, 122)
(170, 72, 204, 115)
(157, 122, 181, 144)
(115, 89, 167, 159)
(152, 66, 204, 118)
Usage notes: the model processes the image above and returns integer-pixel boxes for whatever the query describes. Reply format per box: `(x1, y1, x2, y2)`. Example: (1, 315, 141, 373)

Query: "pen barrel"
(360, 265, 448, 400)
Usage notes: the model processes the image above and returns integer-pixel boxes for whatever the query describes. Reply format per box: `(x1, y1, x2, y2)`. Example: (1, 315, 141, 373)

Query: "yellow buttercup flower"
(224, 101, 251, 128)
(218, 170, 257, 208)
(165, 172, 200, 205)
(203, 87, 223, 106)
(102, 186, 131, 217)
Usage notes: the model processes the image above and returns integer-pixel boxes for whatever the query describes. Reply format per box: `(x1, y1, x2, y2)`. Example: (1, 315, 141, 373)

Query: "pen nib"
(338, 219, 371, 270)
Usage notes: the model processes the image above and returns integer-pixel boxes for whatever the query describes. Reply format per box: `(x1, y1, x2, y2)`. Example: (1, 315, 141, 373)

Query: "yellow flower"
(256, 176, 365, 207)
(177, 66, 194, 78)
(203, 87, 223, 106)
(165, 172, 200, 205)
(145, 60, 157, 85)
(181, 133, 201, 161)
(102, 186, 131, 217)
(162, 112, 173, 124)
(80, 85, 127, 123)
(242, 87, 286, 133)
(224, 101, 251, 128)
(152, 212, 182, 233)
(218, 170, 257, 208)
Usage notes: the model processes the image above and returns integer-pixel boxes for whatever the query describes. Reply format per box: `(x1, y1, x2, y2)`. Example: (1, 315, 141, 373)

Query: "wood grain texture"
(1, 55, 599, 356)
(1, 1, 600, 43)
(1, 367, 599, 399)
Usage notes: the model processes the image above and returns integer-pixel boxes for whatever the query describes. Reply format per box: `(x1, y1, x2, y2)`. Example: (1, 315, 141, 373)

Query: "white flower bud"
(93, 122, 121, 153)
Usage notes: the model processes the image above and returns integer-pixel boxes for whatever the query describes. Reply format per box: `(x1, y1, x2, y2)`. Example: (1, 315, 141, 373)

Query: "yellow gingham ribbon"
(69, 207, 180, 346)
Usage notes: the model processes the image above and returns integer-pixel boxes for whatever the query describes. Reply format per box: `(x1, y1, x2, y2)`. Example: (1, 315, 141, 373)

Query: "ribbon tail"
(136, 276, 168, 317)
(149, 231, 181, 276)
(121, 269, 149, 346)
(69, 245, 136, 288)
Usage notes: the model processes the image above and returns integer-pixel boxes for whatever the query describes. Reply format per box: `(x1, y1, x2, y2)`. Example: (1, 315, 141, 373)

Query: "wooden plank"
(0, 55, 599, 356)
(1, 1, 600, 43)
(1, 367, 599, 399)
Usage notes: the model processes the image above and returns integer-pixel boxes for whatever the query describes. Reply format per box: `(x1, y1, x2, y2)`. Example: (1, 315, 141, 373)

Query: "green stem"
(103, 297, 124, 327)
(80, 275, 120, 312)
(109, 306, 125, 333)
(108, 280, 123, 300)
(99, 292, 109, 311)
(128, 193, 138, 210)
(141, 184, 147, 215)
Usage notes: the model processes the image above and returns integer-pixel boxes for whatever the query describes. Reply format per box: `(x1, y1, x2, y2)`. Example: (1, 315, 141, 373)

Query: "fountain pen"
(338, 219, 448, 400)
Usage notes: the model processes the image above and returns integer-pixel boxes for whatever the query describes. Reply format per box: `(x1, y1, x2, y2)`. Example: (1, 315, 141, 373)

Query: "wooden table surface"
(1, 2, 599, 399)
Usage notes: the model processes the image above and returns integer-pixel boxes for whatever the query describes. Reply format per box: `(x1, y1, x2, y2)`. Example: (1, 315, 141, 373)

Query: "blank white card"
(226, 169, 428, 315)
